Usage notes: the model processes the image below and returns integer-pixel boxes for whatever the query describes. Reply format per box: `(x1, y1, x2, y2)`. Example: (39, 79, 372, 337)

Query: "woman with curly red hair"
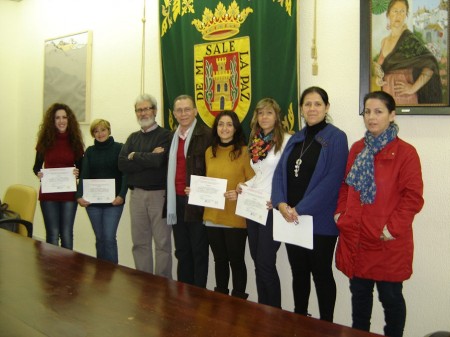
(33, 103, 84, 249)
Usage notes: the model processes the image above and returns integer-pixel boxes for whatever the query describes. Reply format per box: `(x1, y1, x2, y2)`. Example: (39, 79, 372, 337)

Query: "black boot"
(231, 290, 249, 299)
(214, 287, 229, 295)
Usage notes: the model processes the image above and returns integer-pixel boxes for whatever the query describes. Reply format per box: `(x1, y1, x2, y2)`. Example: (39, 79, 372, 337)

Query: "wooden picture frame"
(360, 0, 449, 115)
(44, 31, 93, 124)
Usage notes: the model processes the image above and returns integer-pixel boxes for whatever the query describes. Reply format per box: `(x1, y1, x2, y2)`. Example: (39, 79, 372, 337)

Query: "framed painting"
(44, 31, 93, 123)
(360, 0, 450, 115)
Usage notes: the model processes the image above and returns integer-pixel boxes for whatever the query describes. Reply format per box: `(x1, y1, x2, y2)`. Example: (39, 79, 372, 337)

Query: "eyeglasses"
(174, 107, 193, 114)
(135, 106, 155, 114)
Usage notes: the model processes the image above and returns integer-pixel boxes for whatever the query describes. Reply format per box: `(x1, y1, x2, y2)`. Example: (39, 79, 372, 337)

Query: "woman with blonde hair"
(76, 119, 127, 263)
(238, 98, 291, 308)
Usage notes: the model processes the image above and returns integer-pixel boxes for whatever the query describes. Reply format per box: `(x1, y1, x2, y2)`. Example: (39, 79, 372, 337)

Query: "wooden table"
(0, 230, 382, 337)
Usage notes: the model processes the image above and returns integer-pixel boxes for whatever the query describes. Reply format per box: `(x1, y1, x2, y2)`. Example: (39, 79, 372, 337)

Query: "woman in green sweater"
(204, 111, 255, 299)
(76, 119, 127, 263)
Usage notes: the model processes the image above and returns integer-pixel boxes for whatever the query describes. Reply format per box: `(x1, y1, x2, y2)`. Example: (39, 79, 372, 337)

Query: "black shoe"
(231, 290, 249, 299)
(214, 287, 229, 295)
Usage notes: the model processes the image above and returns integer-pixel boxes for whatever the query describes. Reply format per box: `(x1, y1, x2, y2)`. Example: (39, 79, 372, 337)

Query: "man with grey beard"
(118, 94, 172, 278)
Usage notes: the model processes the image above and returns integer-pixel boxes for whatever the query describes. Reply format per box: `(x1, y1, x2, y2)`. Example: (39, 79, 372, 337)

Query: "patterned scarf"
(249, 129, 274, 163)
(346, 123, 398, 204)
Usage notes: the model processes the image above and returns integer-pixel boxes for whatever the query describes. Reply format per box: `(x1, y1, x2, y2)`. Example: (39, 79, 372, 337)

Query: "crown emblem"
(192, 1, 253, 41)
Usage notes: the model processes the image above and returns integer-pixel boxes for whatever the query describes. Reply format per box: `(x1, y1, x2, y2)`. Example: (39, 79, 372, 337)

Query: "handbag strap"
(0, 201, 8, 212)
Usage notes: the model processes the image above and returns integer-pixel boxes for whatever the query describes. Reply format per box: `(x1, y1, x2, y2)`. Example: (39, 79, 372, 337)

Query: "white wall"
(0, 0, 21, 189)
(0, 1, 449, 336)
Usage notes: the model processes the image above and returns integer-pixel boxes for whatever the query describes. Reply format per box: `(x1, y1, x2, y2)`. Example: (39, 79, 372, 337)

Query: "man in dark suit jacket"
(166, 94, 211, 288)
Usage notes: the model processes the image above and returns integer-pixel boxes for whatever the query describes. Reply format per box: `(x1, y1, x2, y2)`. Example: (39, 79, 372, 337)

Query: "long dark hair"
(211, 111, 246, 160)
(36, 103, 84, 159)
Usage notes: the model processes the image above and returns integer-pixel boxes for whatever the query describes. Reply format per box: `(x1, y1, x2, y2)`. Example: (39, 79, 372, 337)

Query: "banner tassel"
(312, 0, 318, 76)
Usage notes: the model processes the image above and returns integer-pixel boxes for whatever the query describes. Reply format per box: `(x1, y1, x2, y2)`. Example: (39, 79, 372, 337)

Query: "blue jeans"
(86, 204, 124, 264)
(350, 277, 406, 337)
(247, 211, 282, 308)
(40, 201, 77, 250)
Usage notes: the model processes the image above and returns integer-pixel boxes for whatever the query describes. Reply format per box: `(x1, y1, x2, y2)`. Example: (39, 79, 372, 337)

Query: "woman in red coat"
(335, 91, 423, 337)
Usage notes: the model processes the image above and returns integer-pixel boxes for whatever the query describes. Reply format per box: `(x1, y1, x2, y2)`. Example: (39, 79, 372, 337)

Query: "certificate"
(41, 167, 77, 193)
(273, 209, 313, 249)
(188, 175, 227, 210)
(235, 186, 270, 225)
(83, 179, 116, 203)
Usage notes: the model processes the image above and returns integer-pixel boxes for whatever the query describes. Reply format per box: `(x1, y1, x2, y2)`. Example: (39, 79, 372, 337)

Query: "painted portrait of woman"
(371, 0, 447, 106)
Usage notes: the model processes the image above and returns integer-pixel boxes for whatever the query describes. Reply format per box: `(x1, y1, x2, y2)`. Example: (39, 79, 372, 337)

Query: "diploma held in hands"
(188, 175, 227, 209)
(236, 186, 270, 225)
(41, 167, 77, 193)
(273, 209, 313, 249)
(83, 179, 116, 203)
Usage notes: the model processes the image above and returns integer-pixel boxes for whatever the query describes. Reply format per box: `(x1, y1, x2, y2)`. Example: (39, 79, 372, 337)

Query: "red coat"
(335, 137, 424, 282)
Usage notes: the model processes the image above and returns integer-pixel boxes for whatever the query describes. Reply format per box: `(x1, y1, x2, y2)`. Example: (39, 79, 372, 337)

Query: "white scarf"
(166, 119, 197, 225)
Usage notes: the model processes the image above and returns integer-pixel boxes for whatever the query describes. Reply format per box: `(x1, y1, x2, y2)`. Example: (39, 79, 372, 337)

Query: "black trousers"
(247, 211, 282, 308)
(172, 195, 209, 288)
(207, 226, 248, 297)
(285, 234, 337, 321)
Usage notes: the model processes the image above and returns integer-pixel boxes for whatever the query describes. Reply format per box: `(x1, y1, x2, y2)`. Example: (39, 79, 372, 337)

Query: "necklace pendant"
(294, 159, 301, 177)
(294, 133, 313, 178)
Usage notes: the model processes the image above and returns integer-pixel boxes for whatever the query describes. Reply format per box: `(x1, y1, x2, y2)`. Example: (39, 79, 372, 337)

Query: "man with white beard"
(118, 94, 172, 278)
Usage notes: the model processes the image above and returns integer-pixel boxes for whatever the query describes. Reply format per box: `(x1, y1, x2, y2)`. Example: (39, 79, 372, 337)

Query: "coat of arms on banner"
(192, 2, 253, 126)
(160, 0, 299, 134)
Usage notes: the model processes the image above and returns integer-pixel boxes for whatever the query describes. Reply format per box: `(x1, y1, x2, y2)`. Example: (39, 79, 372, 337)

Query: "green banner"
(160, 0, 299, 135)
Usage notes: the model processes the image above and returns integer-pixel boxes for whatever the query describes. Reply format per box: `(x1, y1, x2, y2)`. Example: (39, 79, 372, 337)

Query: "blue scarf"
(346, 123, 398, 204)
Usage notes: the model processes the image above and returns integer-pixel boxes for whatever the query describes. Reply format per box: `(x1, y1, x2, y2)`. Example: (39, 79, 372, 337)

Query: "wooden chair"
(0, 184, 37, 237)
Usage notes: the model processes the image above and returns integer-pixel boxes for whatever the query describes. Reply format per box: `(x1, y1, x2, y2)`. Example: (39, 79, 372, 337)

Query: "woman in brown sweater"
(203, 111, 255, 299)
